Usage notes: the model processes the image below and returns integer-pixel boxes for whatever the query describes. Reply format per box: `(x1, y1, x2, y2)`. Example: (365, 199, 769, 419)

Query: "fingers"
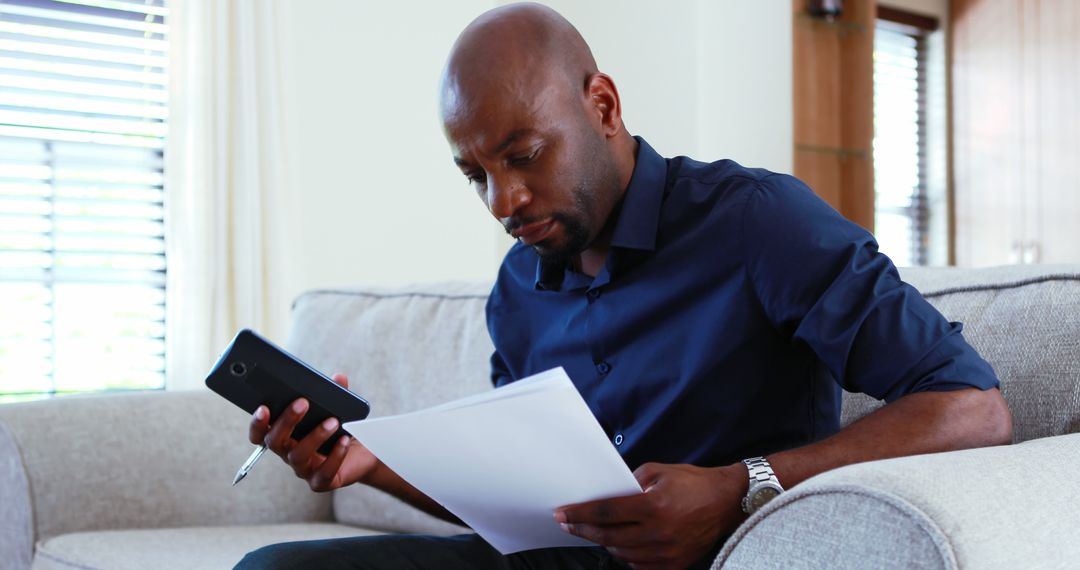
(559, 521, 660, 549)
(632, 462, 663, 490)
(248, 405, 270, 445)
(309, 435, 352, 491)
(264, 398, 309, 455)
(331, 373, 349, 390)
(286, 415, 340, 478)
(605, 546, 669, 567)
(555, 491, 651, 527)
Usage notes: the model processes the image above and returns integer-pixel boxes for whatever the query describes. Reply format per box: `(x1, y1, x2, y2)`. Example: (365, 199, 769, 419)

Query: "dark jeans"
(234, 533, 630, 570)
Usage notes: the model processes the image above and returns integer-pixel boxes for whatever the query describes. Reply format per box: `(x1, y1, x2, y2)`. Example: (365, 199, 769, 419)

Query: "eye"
(507, 147, 540, 167)
(465, 171, 486, 185)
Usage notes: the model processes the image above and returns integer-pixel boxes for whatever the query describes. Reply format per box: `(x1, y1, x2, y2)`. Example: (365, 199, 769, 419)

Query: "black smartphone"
(205, 329, 371, 455)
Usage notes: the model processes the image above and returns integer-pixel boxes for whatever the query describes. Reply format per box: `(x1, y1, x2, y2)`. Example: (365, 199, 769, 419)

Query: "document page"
(343, 367, 642, 554)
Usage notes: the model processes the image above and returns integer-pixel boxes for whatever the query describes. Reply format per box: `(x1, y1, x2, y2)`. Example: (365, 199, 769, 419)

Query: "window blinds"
(873, 25, 928, 267)
(0, 0, 167, 402)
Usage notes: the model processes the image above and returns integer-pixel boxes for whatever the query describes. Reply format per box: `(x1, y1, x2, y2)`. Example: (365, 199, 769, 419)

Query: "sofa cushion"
(287, 283, 490, 534)
(841, 265, 1080, 442)
(31, 523, 377, 570)
(0, 390, 332, 551)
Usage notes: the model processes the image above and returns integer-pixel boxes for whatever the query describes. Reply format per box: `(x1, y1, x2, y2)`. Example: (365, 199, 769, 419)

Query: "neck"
(574, 134, 639, 277)
(575, 227, 613, 277)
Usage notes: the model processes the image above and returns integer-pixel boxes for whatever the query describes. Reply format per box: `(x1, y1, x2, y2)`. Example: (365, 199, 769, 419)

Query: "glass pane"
(0, 283, 53, 395)
(0, 0, 167, 400)
(876, 211, 914, 267)
(873, 25, 926, 266)
(52, 282, 164, 392)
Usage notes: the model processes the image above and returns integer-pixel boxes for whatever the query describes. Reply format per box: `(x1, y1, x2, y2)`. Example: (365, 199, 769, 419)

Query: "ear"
(584, 72, 623, 139)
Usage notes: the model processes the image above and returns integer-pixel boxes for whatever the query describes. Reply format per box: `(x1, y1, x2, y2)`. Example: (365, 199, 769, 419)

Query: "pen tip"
(232, 472, 244, 486)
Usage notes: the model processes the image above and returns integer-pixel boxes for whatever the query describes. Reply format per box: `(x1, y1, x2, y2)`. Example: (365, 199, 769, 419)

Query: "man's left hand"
(555, 462, 748, 570)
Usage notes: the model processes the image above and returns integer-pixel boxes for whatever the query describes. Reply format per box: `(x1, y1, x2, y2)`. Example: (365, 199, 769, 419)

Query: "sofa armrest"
(0, 390, 333, 564)
(1, 420, 34, 570)
(714, 433, 1080, 569)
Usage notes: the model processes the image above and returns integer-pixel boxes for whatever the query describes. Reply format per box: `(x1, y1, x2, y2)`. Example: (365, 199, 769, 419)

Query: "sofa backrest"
(841, 264, 1080, 443)
(287, 282, 493, 534)
(288, 266, 1080, 530)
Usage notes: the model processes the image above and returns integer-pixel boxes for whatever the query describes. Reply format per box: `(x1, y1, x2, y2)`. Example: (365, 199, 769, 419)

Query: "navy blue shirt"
(486, 138, 998, 471)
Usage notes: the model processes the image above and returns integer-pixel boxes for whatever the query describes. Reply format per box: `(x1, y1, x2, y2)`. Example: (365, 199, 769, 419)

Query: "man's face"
(442, 74, 620, 263)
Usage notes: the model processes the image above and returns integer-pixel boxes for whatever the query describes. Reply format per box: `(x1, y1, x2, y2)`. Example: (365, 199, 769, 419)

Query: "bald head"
(440, 3, 598, 122)
(439, 3, 637, 265)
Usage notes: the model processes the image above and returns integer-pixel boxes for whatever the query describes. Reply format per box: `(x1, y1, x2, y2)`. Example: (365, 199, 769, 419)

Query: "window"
(873, 8, 940, 267)
(0, 0, 168, 403)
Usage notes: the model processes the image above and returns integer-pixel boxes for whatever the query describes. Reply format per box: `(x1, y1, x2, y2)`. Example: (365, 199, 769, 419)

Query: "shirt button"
(586, 289, 600, 302)
(596, 361, 611, 374)
(614, 433, 624, 446)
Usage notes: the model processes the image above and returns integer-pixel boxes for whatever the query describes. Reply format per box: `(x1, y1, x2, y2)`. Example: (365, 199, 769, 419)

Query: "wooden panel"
(1034, 0, 1080, 263)
(1020, 0, 1042, 261)
(840, 150, 873, 233)
(952, 0, 1025, 266)
(838, 0, 875, 232)
(793, 16, 843, 148)
(952, 0, 1080, 265)
(794, 150, 843, 207)
(792, 0, 875, 232)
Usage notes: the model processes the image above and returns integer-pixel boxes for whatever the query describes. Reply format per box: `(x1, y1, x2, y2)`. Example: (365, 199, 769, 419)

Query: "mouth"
(510, 218, 556, 245)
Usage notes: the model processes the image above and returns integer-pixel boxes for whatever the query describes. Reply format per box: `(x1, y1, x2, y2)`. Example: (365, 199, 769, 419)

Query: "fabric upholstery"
(0, 422, 34, 570)
(2, 265, 1078, 569)
(717, 490, 952, 570)
(0, 390, 331, 548)
(716, 432, 1080, 569)
(841, 265, 1080, 443)
(286, 283, 492, 535)
(31, 523, 376, 570)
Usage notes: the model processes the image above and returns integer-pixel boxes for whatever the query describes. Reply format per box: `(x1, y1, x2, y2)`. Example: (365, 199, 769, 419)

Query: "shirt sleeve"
(489, 350, 513, 388)
(740, 174, 999, 402)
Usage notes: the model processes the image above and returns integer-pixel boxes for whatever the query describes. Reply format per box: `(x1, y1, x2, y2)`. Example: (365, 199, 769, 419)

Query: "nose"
(487, 174, 531, 220)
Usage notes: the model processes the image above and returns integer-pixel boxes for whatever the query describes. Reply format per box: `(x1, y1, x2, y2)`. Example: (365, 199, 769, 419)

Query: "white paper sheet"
(343, 367, 642, 554)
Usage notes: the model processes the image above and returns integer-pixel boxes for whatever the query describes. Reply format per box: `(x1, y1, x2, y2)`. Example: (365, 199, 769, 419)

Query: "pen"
(232, 444, 268, 486)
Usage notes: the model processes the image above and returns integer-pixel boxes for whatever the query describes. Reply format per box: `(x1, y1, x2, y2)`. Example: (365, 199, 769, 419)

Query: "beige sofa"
(1, 265, 1078, 569)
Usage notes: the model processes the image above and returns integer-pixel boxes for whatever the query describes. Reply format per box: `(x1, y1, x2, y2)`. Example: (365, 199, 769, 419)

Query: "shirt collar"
(609, 136, 667, 252)
(535, 136, 667, 291)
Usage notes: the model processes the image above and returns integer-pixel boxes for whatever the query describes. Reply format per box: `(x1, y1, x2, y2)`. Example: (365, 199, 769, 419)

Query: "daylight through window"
(0, 0, 168, 403)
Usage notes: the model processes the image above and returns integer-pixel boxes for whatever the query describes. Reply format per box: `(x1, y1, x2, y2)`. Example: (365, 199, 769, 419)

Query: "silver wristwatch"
(741, 456, 785, 515)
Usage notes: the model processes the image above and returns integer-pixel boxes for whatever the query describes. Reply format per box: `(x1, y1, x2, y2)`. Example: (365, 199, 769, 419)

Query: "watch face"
(750, 487, 781, 510)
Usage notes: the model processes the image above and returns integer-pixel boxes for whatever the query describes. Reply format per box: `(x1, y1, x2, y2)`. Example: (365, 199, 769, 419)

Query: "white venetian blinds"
(0, 0, 168, 402)
(873, 22, 929, 268)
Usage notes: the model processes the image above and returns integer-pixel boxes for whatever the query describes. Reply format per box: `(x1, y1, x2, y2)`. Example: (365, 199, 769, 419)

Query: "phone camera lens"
(230, 362, 247, 377)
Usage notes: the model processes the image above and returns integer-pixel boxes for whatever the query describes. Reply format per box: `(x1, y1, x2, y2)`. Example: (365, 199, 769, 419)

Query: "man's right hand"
(247, 373, 379, 492)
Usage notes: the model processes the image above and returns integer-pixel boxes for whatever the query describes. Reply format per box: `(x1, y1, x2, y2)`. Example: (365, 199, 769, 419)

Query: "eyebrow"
(454, 128, 535, 167)
(492, 128, 533, 155)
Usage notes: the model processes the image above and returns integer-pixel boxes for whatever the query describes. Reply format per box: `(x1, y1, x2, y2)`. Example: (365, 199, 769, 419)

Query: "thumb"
(632, 462, 663, 491)
(331, 373, 349, 390)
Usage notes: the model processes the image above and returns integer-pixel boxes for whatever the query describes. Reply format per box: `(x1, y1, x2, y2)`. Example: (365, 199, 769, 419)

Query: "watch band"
(741, 456, 784, 515)
(743, 456, 777, 485)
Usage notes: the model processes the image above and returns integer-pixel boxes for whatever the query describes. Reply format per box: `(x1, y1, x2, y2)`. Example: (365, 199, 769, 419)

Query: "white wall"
(696, 0, 793, 172)
(530, 0, 793, 171)
(276, 0, 498, 294)
(276, 0, 793, 294)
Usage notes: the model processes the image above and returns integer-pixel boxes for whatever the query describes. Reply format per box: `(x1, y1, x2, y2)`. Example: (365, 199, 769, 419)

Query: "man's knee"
(234, 540, 337, 570)
(233, 534, 488, 570)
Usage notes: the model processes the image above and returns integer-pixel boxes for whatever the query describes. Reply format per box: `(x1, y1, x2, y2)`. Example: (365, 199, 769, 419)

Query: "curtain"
(165, 0, 301, 390)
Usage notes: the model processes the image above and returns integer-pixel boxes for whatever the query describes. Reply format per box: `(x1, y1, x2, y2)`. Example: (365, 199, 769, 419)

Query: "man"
(238, 3, 1011, 569)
